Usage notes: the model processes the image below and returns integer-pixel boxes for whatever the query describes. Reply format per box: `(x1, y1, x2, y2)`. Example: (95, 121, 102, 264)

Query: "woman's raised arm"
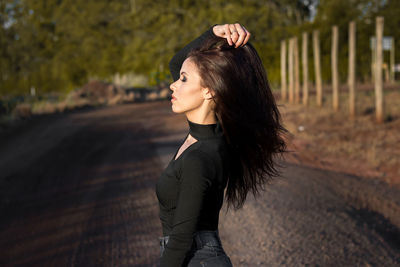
(168, 23, 251, 81)
(168, 25, 217, 82)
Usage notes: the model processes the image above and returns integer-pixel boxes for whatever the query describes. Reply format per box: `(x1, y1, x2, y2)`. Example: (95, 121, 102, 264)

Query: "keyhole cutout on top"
(174, 134, 198, 161)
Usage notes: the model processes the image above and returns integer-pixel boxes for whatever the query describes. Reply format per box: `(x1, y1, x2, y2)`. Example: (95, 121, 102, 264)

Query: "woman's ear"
(202, 87, 214, 100)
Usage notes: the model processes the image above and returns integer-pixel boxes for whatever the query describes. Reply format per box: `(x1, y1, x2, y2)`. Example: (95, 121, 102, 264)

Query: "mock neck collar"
(187, 118, 224, 140)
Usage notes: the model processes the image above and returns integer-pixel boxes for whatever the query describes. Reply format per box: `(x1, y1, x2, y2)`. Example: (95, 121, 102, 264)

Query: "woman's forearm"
(168, 25, 217, 81)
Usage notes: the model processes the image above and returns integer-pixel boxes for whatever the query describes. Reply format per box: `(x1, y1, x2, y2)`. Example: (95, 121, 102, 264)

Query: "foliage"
(0, 0, 312, 96)
(289, 0, 400, 84)
(2, 0, 398, 97)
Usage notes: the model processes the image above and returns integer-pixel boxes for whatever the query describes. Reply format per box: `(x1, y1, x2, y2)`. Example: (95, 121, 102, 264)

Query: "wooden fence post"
(313, 30, 322, 106)
(390, 38, 395, 83)
(371, 39, 376, 83)
(280, 40, 287, 101)
(294, 37, 300, 104)
(348, 21, 356, 118)
(302, 32, 309, 106)
(288, 38, 294, 104)
(332, 25, 339, 111)
(375, 16, 384, 123)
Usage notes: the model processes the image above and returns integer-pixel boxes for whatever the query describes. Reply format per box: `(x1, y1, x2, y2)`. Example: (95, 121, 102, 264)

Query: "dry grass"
(278, 85, 400, 186)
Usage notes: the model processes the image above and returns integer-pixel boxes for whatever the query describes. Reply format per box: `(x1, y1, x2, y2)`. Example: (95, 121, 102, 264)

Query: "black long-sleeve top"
(155, 25, 230, 267)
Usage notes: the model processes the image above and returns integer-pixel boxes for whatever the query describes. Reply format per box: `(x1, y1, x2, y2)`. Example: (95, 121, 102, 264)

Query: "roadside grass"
(278, 84, 400, 186)
(0, 83, 171, 133)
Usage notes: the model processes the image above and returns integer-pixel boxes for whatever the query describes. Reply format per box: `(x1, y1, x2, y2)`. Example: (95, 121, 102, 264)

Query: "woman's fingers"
(234, 23, 247, 48)
(241, 26, 251, 47)
(217, 23, 251, 47)
(227, 23, 250, 48)
(231, 32, 239, 43)
(229, 24, 239, 43)
(224, 24, 233, 46)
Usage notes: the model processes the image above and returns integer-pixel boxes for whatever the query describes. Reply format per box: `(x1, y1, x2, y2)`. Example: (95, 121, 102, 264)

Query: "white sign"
(370, 36, 393, 51)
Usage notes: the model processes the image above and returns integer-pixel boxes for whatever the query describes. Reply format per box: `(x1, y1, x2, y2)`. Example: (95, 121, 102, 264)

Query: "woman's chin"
(171, 105, 182, 114)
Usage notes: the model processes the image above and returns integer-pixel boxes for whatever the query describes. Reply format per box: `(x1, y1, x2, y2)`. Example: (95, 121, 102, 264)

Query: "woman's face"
(169, 58, 207, 114)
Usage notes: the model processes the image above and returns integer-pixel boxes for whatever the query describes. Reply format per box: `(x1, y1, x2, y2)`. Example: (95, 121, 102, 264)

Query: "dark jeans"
(159, 230, 233, 267)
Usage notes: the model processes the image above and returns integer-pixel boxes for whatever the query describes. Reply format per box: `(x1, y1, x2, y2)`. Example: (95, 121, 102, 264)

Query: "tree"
(0, 0, 316, 96)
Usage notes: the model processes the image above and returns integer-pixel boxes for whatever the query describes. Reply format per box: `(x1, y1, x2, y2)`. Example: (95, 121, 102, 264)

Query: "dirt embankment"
(275, 85, 400, 228)
(1, 80, 171, 123)
(276, 86, 399, 185)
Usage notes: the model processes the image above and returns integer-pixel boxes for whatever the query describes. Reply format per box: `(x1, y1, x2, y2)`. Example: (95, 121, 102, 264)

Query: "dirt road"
(0, 101, 398, 266)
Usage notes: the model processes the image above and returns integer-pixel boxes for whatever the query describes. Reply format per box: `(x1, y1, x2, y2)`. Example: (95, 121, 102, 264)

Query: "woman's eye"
(180, 76, 186, 82)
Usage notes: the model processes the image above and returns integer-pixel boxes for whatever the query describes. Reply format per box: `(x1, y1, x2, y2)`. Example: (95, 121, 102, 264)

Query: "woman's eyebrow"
(180, 71, 188, 76)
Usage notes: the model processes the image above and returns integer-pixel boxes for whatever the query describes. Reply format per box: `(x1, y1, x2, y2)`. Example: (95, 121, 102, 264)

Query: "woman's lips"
(171, 95, 177, 101)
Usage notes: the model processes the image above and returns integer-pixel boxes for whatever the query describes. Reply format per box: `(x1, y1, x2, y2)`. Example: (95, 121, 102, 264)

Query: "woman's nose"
(169, 81, 176, 91)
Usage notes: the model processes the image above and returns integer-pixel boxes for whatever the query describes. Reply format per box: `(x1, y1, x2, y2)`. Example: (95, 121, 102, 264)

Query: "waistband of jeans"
(159, 230, 222, 249)
(193, 230, 222, 249)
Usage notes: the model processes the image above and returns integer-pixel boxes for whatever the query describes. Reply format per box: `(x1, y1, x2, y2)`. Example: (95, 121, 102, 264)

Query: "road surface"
(0, 101, 398, 266)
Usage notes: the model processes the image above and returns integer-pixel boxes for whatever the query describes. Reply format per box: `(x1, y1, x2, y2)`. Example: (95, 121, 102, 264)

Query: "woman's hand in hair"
(212, 23, 251, 48)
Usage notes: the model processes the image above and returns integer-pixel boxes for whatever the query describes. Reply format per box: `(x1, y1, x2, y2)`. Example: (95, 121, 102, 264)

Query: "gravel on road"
(0, 101, 398, 266)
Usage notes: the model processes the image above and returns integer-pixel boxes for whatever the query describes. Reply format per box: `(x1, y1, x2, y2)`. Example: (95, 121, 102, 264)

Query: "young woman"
(156, 23, 288, 267)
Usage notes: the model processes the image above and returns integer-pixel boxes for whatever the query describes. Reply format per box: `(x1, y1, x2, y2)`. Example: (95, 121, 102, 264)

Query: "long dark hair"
(187, 36, 289, 210)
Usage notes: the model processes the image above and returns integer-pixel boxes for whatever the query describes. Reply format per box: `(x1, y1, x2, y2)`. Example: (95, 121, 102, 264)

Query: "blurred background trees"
(0, 0, 399, 97)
